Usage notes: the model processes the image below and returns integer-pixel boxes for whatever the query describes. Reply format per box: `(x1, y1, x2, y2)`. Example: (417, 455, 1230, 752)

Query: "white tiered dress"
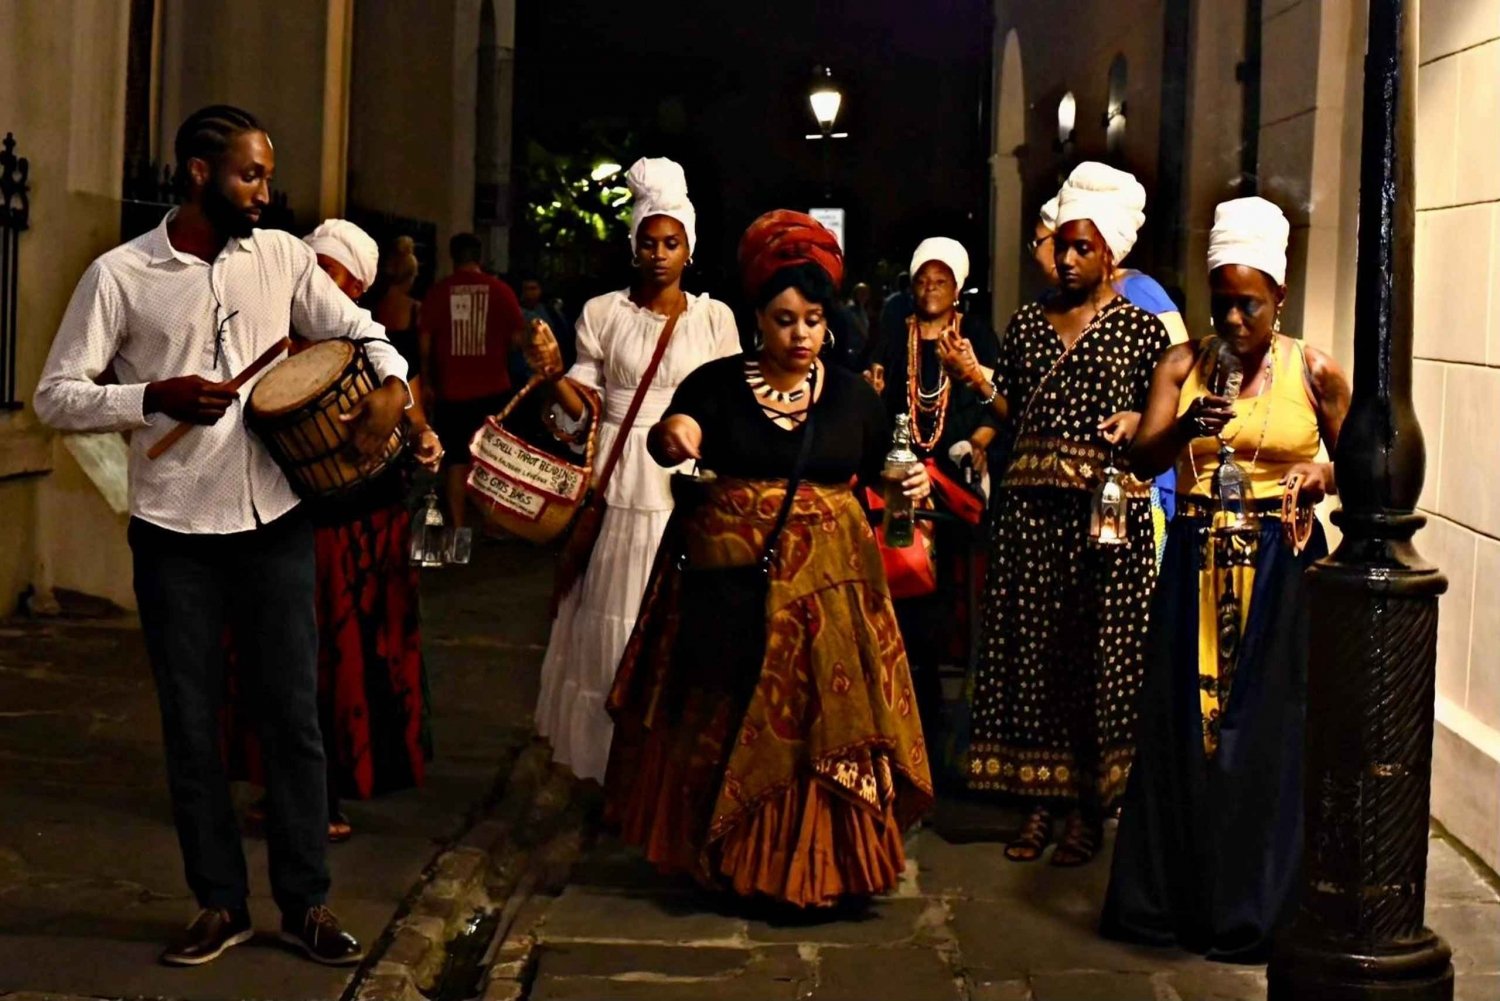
(534, 290, 740, 781)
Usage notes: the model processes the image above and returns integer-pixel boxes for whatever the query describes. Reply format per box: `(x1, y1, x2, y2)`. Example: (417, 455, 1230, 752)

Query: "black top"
(995, 299, 1166, 440)
(877, 310, 1000, 465)
(993, 298, 1169, 492)
(664, 355, 892, 487)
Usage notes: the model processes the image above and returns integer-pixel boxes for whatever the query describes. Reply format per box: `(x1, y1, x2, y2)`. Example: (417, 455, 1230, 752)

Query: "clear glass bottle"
(409, 490, 447, 567)
(882, 414, 920, 549)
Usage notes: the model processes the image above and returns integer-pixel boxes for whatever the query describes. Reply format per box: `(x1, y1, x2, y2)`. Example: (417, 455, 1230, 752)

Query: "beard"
(202, 178, 258, 239)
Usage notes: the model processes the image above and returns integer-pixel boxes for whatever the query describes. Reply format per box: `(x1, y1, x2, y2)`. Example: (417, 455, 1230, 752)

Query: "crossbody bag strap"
(761, 370, 820, 569)
(591, 301, 684, 502)
(1014, 298, 1128, 437)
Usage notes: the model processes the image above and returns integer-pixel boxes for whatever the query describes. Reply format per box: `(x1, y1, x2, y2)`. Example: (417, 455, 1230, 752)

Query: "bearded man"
(34, 105, 410, 967)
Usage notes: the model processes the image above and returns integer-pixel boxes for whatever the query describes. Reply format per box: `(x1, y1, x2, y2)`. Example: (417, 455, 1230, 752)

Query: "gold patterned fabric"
(604, 478, 932, 906)
(1181, 499, 1272, 756)
(1003, 434, 1152, 496)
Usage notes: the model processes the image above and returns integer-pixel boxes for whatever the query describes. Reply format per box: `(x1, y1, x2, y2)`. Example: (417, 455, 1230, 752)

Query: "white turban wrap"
(304, 219, 379, 289)
(627, 157, 697, 256)
(910, 237, 970, 291)
(1038, 194, 1060, 233)
(1206, 196, 1290, 286)
(1054, 162, 1147, 263)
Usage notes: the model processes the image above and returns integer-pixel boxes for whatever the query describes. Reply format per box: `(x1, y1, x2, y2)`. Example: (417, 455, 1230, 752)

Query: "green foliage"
(519, 140, 631, 250)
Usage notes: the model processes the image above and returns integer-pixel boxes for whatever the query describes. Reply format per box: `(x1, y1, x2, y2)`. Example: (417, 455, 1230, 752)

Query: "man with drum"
(34, 105, 408, 968)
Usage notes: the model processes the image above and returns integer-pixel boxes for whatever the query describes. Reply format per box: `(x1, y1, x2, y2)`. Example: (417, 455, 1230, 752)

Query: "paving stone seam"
(348, 739, 587, 1001)
(344, 740, 536, 1001)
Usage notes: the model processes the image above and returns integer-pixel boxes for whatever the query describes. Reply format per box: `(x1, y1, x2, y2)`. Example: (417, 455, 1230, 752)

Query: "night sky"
(513, 0, 992, 310)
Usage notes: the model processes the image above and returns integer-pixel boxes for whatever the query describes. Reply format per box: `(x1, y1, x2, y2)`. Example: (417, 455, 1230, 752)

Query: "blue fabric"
(1117, 272, 1178, 317)
(1102, 515, 1327, 962)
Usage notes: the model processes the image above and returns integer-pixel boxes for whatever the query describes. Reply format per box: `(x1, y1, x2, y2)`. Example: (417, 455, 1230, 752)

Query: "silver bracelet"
(979, 382, 1000, 406)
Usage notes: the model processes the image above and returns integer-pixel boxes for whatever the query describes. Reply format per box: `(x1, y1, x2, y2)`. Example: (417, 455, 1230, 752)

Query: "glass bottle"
(1206, 337, 1256, 536)
(409, 490, 447, 567)
(882, 414, 920, 549)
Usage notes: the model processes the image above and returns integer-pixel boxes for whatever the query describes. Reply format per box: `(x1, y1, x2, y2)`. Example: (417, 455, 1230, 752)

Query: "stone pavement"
(3, 539, 1500, 1001)
(0, 538, 553, 1001)
(502, 814, 1500, 1001)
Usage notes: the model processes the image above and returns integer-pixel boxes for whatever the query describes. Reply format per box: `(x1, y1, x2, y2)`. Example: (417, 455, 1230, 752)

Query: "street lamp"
(805, 66, 847, 200)
(809, 65, 843, 134)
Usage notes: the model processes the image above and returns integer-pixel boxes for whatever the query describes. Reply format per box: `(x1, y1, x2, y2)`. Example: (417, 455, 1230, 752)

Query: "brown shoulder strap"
(591, 300, 684, 499)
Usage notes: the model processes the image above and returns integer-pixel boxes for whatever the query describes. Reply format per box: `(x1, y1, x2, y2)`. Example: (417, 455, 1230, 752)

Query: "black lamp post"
(1267, 1, 1452, 998)
(806, 65, 846, 199)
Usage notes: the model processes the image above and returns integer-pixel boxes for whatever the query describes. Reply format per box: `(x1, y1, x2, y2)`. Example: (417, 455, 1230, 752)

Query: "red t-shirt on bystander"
(420, 270, 524, 402)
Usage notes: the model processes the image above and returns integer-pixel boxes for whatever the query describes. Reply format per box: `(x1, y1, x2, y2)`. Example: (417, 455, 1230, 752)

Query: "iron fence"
(1, 132, 29, 410)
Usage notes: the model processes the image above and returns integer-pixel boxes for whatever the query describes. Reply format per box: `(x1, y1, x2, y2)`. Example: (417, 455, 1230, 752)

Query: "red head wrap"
(737, 210, 845, 300)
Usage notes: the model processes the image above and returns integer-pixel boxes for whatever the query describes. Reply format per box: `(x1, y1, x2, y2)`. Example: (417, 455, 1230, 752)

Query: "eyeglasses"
(210, 279, 240, 372)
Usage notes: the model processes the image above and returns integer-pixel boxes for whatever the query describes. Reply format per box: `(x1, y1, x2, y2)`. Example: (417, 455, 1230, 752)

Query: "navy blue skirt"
(1101, 511, 1327, 962)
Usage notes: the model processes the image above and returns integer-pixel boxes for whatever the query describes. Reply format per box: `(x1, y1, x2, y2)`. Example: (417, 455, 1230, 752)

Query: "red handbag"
(865, 483, 939, 600)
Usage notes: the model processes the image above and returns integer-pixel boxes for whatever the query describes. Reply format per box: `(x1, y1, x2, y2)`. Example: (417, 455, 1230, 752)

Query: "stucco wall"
(0, 0, 132, 613)
(1409, 0, 1500, 872)
(348, 0, 482, 269)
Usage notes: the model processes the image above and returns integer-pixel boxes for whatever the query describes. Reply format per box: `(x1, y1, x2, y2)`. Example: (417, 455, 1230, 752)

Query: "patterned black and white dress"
(966, 298, 1169, 807)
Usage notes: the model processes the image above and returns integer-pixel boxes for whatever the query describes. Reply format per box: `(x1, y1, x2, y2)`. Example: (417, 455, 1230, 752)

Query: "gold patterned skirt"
(604, 478, 933, 907)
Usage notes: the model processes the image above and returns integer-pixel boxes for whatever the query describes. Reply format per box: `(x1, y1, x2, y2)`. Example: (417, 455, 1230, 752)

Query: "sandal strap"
(1017, 808, 1052, 843)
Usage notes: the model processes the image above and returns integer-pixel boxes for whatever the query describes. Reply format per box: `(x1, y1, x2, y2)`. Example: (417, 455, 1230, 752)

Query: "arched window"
(1057, 91, 1077, 148)
(1106, 55, 1127, 154)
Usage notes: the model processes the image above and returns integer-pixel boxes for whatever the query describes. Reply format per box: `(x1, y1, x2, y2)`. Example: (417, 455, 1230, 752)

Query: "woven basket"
(466, 375, 601, 544)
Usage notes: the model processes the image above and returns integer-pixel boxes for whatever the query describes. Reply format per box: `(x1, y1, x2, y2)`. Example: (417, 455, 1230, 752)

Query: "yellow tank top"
(1175, 337, 1321, 501)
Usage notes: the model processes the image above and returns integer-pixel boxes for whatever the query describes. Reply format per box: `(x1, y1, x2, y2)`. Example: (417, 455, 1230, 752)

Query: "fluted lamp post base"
(1268, 523, 1452, 1001)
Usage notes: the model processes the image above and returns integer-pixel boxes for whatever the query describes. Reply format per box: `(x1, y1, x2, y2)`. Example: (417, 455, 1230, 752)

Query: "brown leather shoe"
(160, 906, 253, 966)
(279, 905, 364, 966)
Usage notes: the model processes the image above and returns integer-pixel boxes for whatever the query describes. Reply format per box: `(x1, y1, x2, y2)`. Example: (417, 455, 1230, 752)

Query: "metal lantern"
(1210, 441, 1259, 538)
(1089, 465, 1129, 546)
(409, 490, 448, 567)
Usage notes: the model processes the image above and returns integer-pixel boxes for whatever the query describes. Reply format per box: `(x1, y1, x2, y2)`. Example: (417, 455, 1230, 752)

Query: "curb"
(351, 739, 585, 1001)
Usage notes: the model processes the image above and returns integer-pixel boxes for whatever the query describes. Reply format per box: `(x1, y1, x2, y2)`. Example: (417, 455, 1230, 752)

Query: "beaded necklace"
(1189, 338, 1277, 492)
(906, 314, 954, 451)
(746, 359, 809, 404)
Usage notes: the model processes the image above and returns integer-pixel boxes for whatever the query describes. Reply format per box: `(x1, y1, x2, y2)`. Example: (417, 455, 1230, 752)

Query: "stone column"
(1267, 1, 1453, 998)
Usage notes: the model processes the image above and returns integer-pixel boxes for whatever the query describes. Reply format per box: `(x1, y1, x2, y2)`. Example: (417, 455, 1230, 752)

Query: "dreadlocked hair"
(173, 105, 263, 192)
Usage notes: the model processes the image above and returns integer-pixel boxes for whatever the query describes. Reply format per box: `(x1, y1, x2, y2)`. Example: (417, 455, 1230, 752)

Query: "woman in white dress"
(524, 158, 741, 782)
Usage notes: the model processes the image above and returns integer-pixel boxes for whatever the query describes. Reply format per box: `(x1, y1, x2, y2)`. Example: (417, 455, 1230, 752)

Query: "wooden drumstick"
(146, 337, 292, 460)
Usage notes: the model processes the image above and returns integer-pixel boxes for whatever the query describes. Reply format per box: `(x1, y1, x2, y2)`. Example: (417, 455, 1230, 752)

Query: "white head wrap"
(1206, 196, 1290, 286)
(1038, 194, 1060, 233)
(1054, 162, 1147, 263)
(910, 237, 970, 291)
(627, 157, 697, 256)
(304, 219, 379, 289)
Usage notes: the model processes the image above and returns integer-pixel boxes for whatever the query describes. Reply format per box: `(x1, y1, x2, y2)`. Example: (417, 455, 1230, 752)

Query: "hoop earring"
(825, 330, 836, 350)
(753, 331, 765, 351)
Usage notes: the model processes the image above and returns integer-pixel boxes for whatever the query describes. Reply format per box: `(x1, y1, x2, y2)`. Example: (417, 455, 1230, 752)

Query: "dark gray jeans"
(129, 510, 329, 916)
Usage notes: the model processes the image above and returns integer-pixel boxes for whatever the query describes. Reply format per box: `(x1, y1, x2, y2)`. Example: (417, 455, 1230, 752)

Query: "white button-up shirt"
(34, 212, 410, 535)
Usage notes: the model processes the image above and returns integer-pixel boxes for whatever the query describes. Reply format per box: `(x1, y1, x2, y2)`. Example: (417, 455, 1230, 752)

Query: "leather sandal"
(1049, 810, 1102, 867)
(1004, 804, 1053, 862)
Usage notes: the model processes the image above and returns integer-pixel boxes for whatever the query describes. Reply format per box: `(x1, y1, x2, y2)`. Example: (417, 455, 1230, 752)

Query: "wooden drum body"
(247, 339, 405, 499)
